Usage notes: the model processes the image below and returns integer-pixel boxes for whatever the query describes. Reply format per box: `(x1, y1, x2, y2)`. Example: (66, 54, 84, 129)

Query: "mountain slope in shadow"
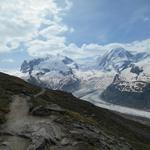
(0, 72, 150, 150)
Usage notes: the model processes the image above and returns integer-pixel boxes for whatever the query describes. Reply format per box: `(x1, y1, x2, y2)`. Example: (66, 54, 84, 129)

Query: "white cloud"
(0, 0, 72, 53)
(62, 43, 105, 60)
(0, 0, 150, 62)
(39, 23, 68, 37)
(27, 38, 150, 61)
(27, 37, 66, 57)
(62, 39, 150, 60)
(123, 39, 150, 52)
(1, 58, 15, 63)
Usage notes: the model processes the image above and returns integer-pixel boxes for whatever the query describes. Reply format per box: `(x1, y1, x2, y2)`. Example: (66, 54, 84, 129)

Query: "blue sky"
(64, 0, 150, 45)
(0, 0, 150, 71)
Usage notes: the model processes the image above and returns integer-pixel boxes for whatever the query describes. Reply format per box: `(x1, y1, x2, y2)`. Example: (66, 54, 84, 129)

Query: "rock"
(31, 106, 51, 116)
(72, 123, 84, 129)
(130, 64, 143, 76)
(73, 142, 100, 150)
(101, 81, 150, 109)
(31, 104, 66, 116)
(47, 104, 66, 113)
(61, 138, 70, 146)
(21, 122, 64, 150)
(0, 144, 11, 150)
(27, 136, 46, 150)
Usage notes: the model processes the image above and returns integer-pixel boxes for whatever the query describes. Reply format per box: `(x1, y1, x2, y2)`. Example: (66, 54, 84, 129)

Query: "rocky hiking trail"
(0, 89, 61, 150)
(0, 88, 140, 150)
(0, 89, 47, 149)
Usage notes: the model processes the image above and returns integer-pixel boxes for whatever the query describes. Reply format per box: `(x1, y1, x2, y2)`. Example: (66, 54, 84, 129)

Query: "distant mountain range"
(19, 47, 150, 110)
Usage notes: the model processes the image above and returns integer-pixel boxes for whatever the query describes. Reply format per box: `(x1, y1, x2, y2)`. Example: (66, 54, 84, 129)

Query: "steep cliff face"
(101, 61, 150, 109)
(101, 80, 150, 109)
(0, 72, 150, 150)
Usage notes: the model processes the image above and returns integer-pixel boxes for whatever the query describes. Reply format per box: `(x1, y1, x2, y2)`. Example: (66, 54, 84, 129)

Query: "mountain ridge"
(96, 47, 150, 72)
(20, 55, 79, 92)
(0, 72, 150, 149)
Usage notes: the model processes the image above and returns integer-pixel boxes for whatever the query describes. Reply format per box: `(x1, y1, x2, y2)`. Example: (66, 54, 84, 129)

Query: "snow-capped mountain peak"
(21, 55, 78, 74)
(96, 47, 150, 73)
(105, 47, 133, 58)
(20, 55, 79, 91)
(96, 47, 134, 72)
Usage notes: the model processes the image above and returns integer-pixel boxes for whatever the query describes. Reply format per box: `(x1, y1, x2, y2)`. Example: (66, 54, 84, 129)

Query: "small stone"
(31, 106, 51, 116)
(61, 138, 70, 146)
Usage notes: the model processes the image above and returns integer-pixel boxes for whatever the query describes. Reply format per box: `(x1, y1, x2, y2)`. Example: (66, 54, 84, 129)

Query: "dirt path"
(5, 95, 30, 133)
(0, 89, 47, 150)
(6, 88, 46, 133)
(0, 96, 31, 150)
(34, 88, 46, 98)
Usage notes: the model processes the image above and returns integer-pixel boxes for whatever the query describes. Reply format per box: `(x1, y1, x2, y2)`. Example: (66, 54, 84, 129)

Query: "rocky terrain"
(101, 79, 150, 109)
(101, 59, 150, 110)
(0, 72, 150, 150)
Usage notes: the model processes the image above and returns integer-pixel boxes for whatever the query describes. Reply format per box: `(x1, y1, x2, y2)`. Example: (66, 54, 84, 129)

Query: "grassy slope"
(0, 72, 40, 123)
(0, 72, 150, 150)
(37, 91, 150, 150)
